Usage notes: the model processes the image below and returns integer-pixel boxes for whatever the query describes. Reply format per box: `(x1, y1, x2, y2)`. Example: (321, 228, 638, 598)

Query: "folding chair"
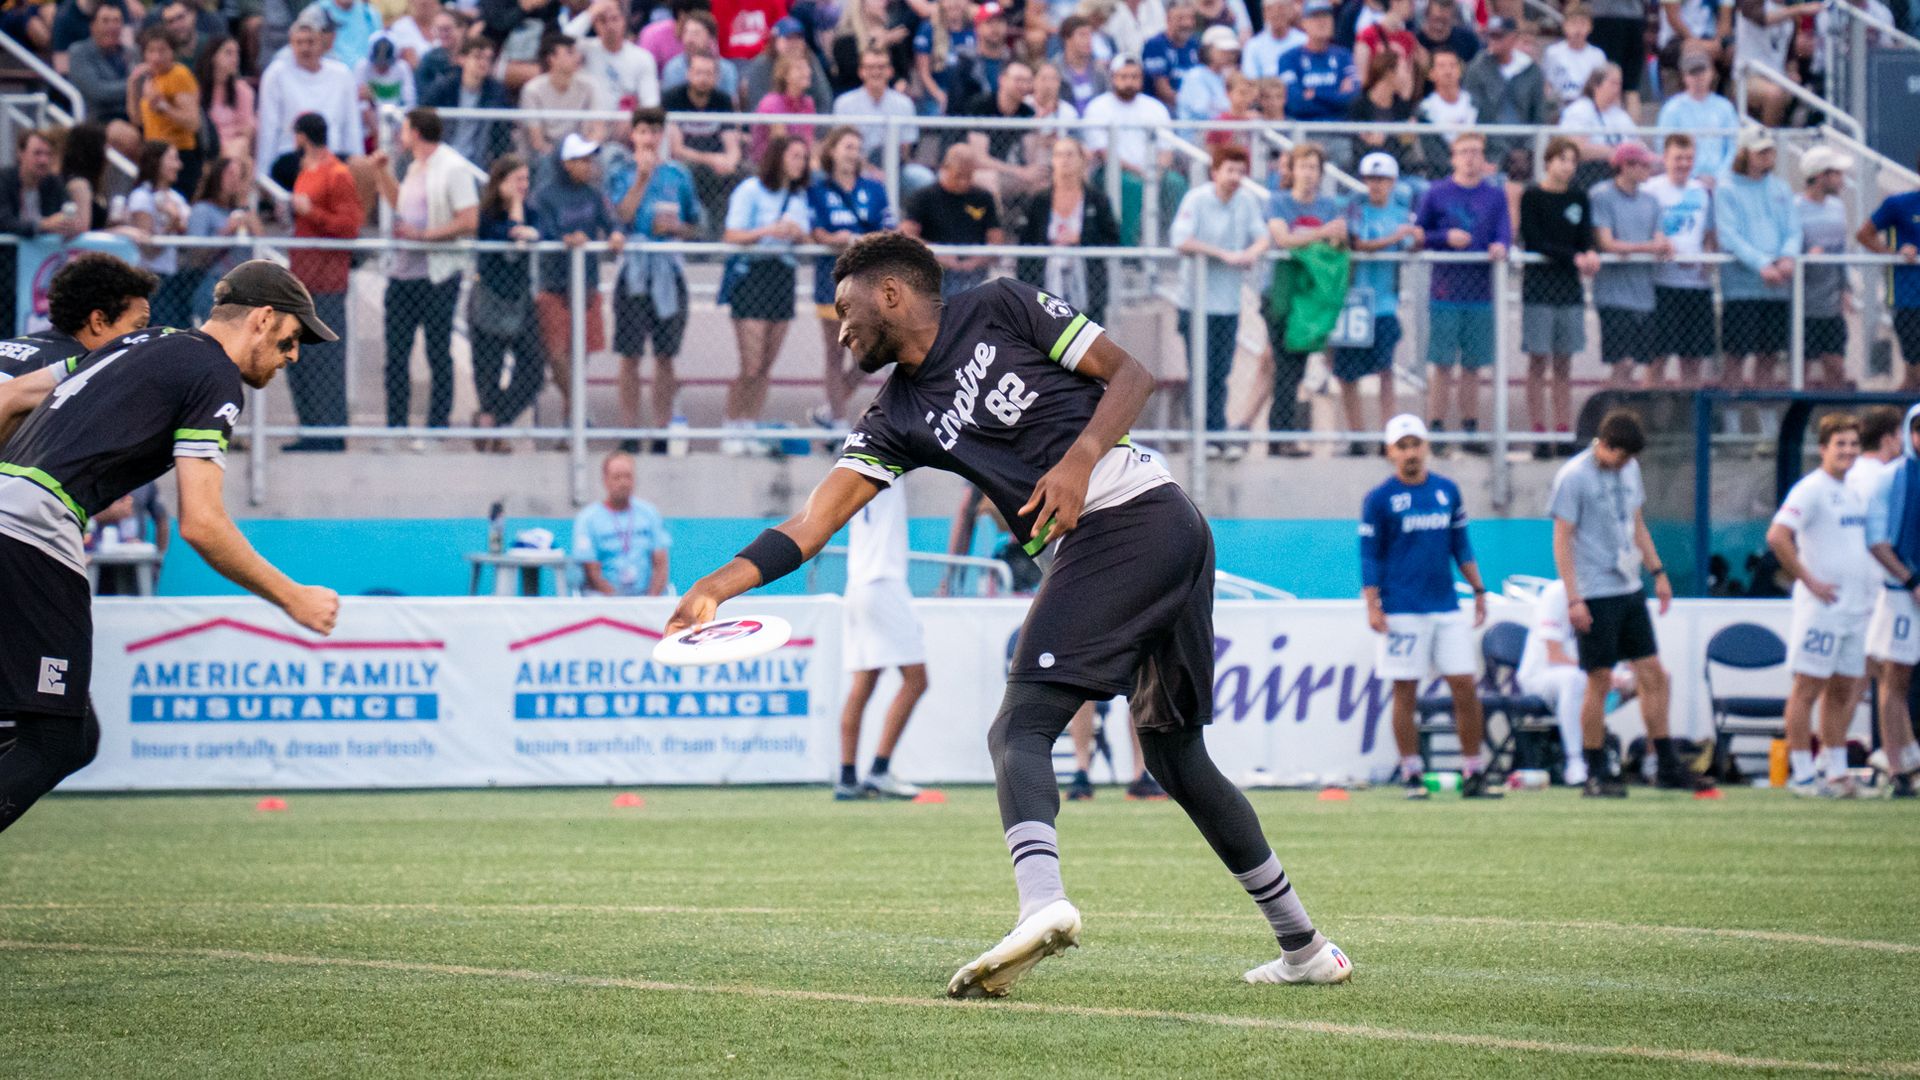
(1704, 623, 1790, 780)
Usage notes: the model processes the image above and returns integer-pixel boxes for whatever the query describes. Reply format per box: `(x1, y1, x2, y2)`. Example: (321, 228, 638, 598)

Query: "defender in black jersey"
(0, 260, 341, 834)
(0, 254, 159, 439)
(666, 234, 1351, 997)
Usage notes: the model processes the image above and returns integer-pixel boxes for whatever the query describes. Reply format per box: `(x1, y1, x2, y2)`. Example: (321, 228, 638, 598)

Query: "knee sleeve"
(989, 681, 1086, 829)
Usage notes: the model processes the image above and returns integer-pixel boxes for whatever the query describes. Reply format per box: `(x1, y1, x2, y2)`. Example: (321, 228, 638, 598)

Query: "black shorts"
(1007, 484, 1216, 732)
(1590, 16, 1646, 94)
(1598, 306, 1656, 364)
(614, 276, 689, 358)
(1652, 286, 1716, 359)
(728, 260, 797, 321)
(1723, 298, 1789, 355)
(0, 533, 92, 717)
(1805, 315, 1847, 358)
(1895, 308, 1920, 367)
(1575, 592, 1658, 671)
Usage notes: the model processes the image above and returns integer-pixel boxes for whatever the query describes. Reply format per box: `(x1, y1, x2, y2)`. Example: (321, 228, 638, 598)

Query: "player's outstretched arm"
(1018, 335, 1155, 536)
(175, 457, 339, 635)
(0, 366, 58, 445)
(665, 469, 882, 634)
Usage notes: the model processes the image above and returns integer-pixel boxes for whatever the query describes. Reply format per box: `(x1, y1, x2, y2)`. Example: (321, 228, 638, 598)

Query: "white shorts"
(1789, 595, 1868, 679)
(1376, 611, 1476, 681)
(842, 577, 926, 672)
(1867, 588, 1920, 666)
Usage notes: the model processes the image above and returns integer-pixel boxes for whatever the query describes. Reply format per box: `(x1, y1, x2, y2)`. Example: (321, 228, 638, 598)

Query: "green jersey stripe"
(1047, 314, 1088, 363)
(0, 461, 89, 530)
(174, 428, 230, 451)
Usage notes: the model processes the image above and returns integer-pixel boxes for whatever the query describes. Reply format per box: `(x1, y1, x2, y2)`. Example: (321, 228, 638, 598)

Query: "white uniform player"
(1768, 416, 1878, 795)
(843, 483, 927, 672)
(835, 482, 928, 800)
(1774, 469, 1877, 680)
(1516, 581, 1592, 786)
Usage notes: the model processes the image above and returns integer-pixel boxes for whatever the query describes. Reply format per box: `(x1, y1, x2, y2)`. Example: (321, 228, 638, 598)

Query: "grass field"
(3, 784, 1917, 1078)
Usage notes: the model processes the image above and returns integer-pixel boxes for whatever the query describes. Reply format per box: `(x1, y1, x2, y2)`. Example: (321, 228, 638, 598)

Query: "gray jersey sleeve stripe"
(1057, 321, 1105, 373)
(834, 458, 897, 486)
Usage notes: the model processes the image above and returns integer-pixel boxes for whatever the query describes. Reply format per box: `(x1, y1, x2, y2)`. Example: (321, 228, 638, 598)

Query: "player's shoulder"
(1361, 475, 1399, 505)
(113, 327, 236, 384)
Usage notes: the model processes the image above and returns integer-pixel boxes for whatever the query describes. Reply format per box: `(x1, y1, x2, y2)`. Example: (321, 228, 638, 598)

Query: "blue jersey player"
(1360, 414, 1496, 798)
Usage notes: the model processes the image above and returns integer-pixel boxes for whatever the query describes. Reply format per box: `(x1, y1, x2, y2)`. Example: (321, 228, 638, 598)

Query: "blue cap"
(773, 15, 805, 35)
(1301, 1, 1333, 16)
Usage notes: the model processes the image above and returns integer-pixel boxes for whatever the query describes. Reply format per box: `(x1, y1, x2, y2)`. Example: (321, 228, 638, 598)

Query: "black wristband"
(737, 529, 805, 585)
(1649, 566, 1667, 577)
(1905, 573, 1919, 591)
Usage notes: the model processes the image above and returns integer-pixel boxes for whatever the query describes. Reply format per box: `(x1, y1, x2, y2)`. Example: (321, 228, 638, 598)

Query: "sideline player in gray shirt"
(1548, 408, 1713, 795)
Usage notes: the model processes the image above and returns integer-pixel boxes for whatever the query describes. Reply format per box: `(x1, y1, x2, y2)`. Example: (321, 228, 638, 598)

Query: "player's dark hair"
(47, 253, 159, 335)
(1858, 405, 1901, 450)
(406, 107, 442, 143)
(538, 30, 575, 66)
(630, 105, 667, 130)
(1597, 409, 1646, 455)
(832, 231, 943, 298)
(1816, 412, 1860, 447)
(293, 111, 328, 147)
(459, 34, 495, 58)
(135, 139, 174, 188)
(138, 24, 175, 56)
(60, 122, 108, 189)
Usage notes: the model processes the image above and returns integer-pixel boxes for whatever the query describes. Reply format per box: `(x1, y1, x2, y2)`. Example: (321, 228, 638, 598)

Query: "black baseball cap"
(213, 260, 338, 344)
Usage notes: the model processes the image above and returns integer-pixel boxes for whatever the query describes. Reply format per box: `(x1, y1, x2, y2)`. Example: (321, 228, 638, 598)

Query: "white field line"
(1, 938, 1914, 1078)
(3, 902, 1917, 956)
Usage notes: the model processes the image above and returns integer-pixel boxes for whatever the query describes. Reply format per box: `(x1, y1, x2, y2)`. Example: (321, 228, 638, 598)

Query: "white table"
(88, 542, 162, 596)
(465, 549, 574, 597)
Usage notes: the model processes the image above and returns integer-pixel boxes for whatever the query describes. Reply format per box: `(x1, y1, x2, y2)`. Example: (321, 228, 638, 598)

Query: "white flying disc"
(652, 614, 794, 666)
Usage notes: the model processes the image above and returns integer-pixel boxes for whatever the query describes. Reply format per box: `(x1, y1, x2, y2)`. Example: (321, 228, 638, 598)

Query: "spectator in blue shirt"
(607, 107, 703, 451)
(1176, 24, 1240, 121)
(809, 125, 895, 425)
(1360, 414, 1494, 797)
(573, 451, 672, 596)
(913, 0, 980, 114)
(1142, 0, 1201, 107)
(1654, 52, 1740, 180)
(1339, 152, 1421, 452)
(301, 0, 381, 67)
(1276, 1, 1357, 121)
(1859, 173, 1920, 390)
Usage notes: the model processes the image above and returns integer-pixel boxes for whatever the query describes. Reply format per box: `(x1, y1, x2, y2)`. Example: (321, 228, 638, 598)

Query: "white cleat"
(862, 772, 922, 799)
(947, 899, 1082, 999)
(1788, 775, 1821, 798)
(1820, 775, 1862, 799)
(1244, 938, 1354, 986)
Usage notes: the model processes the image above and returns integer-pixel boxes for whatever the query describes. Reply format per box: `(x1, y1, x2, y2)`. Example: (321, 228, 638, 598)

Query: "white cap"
(1383, 413, 1428, 446)
(1358, 152, 1399, 179)
(561, 132, 601, 162)
(1800, 145, 1854, 178)
(1200, 25, 1241, 52)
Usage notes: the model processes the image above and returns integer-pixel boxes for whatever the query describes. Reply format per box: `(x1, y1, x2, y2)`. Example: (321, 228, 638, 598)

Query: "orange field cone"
(255, 797, 288, 812)
(612, 792, 646, 808)
(1317, 788, 1351, 802)
(911, 789, 947, 804)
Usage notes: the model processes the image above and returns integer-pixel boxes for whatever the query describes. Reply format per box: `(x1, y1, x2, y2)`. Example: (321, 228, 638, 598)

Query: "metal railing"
(808, 546, 1016, 596)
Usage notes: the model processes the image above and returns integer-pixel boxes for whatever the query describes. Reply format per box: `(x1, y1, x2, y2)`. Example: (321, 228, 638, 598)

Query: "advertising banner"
(70, 596, 1798, 791)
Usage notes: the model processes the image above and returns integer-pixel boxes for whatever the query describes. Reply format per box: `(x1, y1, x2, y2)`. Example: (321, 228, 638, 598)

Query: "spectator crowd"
(1, 0, 1917, 452)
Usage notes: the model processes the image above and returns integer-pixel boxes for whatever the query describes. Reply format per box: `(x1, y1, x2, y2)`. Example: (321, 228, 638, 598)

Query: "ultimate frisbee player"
(666, 233, 1350, 998)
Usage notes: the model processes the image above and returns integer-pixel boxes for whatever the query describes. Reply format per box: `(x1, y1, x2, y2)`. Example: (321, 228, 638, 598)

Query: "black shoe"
(647, 438, 669, 455)
(619, 438, 641, 453)
(1125, 774, 1169, 800)
(1403, 771, 1429, 800)
(1582, 776, 1629, 798)
(1461, 771, 1505, 798)
(284, 437, 346, 452)
(1892, 772, 1917, 799)
(1347, 441, 1369, 457)
(1066, 774, 1095, 801)
(1531, 441, 1553, 461)
(1654, 768, 1717, 793)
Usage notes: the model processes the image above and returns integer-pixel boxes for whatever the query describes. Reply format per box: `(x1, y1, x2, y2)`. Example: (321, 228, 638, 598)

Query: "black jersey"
(0, 327, 241, 574)
(0, 329, 88, 382)
(835, 278, 1172, 552)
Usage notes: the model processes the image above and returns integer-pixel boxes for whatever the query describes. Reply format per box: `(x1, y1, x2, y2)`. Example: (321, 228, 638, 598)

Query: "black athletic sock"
(1583, 748, 1609, 781)
(869, 755, 890, 777)
(0, 707, 99, 833)
(838, 764, 857, 787)
(1653, 737, 1680, 774)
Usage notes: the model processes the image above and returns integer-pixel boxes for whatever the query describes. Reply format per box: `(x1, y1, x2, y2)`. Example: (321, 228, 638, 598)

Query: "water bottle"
(1423, 771, 1462, 794)
(487, 501, 505, 554)
(667, 414, 689, 457)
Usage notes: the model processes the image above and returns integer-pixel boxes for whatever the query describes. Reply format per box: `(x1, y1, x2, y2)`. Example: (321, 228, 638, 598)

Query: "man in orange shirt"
(129, 25, 201, 195)
(286, 112, 361, 452)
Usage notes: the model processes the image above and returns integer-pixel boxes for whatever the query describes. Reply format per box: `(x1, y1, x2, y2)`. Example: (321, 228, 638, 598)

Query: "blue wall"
(156, 516, 1561, 599)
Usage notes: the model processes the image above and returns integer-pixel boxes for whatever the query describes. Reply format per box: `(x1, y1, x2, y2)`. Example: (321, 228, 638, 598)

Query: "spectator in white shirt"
(574, 0, 661, 111)
(1103, 0, 1167, 58)
(833, 45, 931, 192)
(1557, 63, 1638, 164)
(1081, 53, 1175, 175)
(380, 0, 442, 66)
(256, 8, 364, 182)
(1543, 4, 1607, 107)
